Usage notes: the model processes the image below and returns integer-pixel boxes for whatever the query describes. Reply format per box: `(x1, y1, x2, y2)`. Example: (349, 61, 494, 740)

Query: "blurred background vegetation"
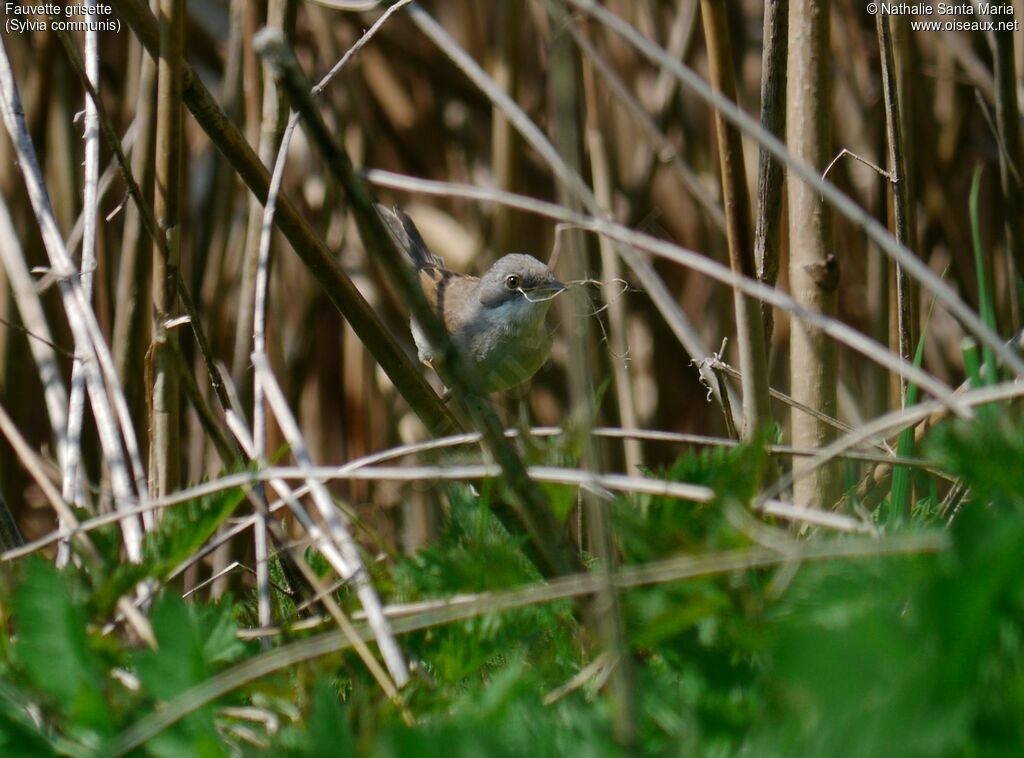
(0, 0, 1023, 753)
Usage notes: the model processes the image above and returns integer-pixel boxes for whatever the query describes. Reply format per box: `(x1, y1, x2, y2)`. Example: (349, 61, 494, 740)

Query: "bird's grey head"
(477, 254, 565, 319)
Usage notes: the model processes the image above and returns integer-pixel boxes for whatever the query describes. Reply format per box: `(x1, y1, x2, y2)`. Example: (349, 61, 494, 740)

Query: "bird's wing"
(376, 204, 446, 269)
(418, 266, 479, 332)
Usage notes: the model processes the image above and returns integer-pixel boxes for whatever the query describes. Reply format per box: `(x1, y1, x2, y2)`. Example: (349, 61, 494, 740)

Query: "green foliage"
(11, 561, 113, 745)
(2, 422, 1024, 754)
(142, 488, 246, 580)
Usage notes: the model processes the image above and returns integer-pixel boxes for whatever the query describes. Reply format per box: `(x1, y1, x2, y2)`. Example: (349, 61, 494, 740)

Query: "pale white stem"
(0, 36, 146, 561)
(253, 354, 409, 686)
(0, 197, 68, 463)
(61, 3, 102, 554)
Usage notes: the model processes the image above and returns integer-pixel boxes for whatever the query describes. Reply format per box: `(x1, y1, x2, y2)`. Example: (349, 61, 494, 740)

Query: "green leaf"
(133, 594, 245, 756)
(11, 561, 112, 736)
(305, 678, 356, 756)
(143, 487, 246, 580)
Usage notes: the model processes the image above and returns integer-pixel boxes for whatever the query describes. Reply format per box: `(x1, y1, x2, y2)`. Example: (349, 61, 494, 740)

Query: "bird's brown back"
(418, 266, 479, 333)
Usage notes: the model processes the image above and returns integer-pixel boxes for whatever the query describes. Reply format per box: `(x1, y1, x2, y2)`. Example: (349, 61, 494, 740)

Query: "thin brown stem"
(753, 0, 788, 341)
(149, 0, 185, 499)
(699, 0, 773, 440)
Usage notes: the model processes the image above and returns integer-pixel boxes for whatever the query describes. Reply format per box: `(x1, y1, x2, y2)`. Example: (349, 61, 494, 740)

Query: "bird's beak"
(531, 278, 566, 295)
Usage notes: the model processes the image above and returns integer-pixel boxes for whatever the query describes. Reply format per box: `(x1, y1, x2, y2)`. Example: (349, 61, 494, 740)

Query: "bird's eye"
(505, 274, 521, 289)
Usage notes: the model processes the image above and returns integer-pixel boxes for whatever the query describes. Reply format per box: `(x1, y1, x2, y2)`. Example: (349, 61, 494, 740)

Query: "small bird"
(378, 206, 565, 392)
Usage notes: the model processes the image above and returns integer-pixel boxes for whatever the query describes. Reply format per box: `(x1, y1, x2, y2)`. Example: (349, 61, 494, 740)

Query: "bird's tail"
(376, 204, 445, 270)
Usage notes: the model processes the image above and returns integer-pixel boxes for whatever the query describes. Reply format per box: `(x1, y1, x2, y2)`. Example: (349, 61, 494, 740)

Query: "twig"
(822, 147, 891, 182)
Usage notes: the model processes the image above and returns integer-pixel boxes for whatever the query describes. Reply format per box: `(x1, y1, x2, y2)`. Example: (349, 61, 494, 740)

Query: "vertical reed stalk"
(753, 0, 787, 342)
(249, 0, 296, 649)
(581, 50, 643, 472)
(61, 0, 101, 518)
(877, 14, 916, 407)
(113, 40, 156, 412)
(548, 7, 635, 747)
(700, 0, 773, 440)
(992, 24, 1023, 333)
(786, 0, 839, 507)
(149, 0, 185, 499)
(490, 0, 521, 255)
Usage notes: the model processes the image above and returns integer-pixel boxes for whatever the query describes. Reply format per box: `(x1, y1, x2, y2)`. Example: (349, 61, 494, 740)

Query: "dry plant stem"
(122, 462, 879, 533)
(217, 420, 406, 706)
(786, 0, 838, 507)
(0, 196, 68, 473)
(877, 13, 915, 407)
(580, 49, 642, 471)
(244, 0, 451, 641)
(253, 528, 943, 639)
(490, 0, 522, 254)
(150, 0, 185, 501)
(758, 380, 1024, 506)
(253, 29, 580, 579)
(699, 0, 773, 440)
(547, 5, 635, 745)
(0, 402, 157, 649)
(366, 171, 959, 409)
(167, 341, 237, 465)
(8, 423, 943, 564)
(0, 36, 146, 561)
(113, 46, 156, 397)
(109, 0, 456, 435)
(62, 1, 101, 526)
(992, 25, 1024, 331)
(561, 0, 1024, 379)
(247, 0, 295, 652)
(753, 0, 787, 340)
(708, 358, 891, 452)
(710, 362, 740, 440)
(106, 532, 946, 755)
(252, 354, 410, 686)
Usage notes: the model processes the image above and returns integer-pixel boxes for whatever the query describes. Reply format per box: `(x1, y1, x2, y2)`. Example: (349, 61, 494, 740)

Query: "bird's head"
(477, 254, 565, 325)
